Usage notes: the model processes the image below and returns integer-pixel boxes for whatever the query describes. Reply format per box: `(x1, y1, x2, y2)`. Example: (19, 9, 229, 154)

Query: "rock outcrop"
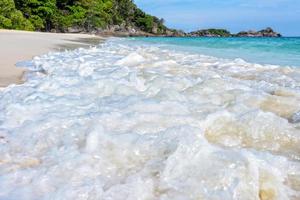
(94, 26, 187, 37)
(236, 27, 281, 37)
(92, 27, 282, 38)
(188, 29, 231, 37)
(186, 27, 281, 38)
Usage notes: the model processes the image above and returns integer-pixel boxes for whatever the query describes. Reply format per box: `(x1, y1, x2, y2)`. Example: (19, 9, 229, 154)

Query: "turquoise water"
(130, 37, 300, 67)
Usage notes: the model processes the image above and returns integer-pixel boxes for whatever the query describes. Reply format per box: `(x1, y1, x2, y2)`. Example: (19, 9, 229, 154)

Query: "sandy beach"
(0, 29, 104, 87)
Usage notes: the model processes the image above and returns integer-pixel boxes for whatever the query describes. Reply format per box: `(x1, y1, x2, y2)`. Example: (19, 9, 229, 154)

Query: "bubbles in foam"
(1, 38, 300, 199)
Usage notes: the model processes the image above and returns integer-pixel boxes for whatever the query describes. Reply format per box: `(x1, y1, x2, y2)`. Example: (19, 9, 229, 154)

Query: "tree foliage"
(1, 0, 167, 34)
(190, 29, 232, 37)
(0, 0, 34, 30)
(205, 29, 231, 37)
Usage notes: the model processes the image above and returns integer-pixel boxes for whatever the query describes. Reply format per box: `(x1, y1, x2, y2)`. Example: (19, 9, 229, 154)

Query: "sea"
(1, 37, 300, 200)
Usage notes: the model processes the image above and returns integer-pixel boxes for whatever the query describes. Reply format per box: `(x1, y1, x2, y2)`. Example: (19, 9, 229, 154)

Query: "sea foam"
(0, 38, 300, 200)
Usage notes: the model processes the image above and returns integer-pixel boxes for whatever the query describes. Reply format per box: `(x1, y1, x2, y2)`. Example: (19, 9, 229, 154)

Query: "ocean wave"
(1, 38, 300, 200)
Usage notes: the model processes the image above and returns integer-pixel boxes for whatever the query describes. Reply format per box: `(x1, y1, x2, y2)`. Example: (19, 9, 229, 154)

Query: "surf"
(0, 38, 300, 200)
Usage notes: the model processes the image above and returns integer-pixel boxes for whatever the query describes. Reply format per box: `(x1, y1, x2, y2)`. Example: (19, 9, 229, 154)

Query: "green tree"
(83, 0, 113, 30)
(0, 0, 34, 30)
(114, 0, 136, 24)
(136, 15, 154, 32)
(1, 0, 169, 34)
(14, 0, 58, 31)
(28, 15, 44, 30)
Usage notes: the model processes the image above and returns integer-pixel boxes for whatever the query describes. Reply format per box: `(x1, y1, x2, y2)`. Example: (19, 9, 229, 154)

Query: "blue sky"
(135, 0, 300, 36)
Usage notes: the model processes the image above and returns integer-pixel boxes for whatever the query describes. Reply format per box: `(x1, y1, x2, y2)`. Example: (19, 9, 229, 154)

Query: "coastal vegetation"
(0, 0, 281, 37)
(0, 0, 34, 30)
(189, 29, 231, 37)
(0, 0, 168, 34)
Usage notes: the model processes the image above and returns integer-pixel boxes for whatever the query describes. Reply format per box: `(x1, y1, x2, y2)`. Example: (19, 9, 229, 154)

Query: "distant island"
(0, 0, 281, 37)
(188, 27, 281, 37)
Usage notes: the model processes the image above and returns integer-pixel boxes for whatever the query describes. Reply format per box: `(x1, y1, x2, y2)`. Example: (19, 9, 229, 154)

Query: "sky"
(135, 0, 300, 36)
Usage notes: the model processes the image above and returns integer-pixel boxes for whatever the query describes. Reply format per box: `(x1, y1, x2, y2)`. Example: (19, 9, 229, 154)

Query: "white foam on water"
(1, 38, 300, 200)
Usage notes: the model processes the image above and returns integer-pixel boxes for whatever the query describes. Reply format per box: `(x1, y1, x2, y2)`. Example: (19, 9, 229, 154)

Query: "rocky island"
(235, 27, 282, 37)
(187, 27, 281, 37)
(188, 29, 232, 37)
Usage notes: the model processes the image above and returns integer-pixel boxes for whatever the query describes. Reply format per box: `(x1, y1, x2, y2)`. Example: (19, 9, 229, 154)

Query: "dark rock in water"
(236, 27, 281, 37)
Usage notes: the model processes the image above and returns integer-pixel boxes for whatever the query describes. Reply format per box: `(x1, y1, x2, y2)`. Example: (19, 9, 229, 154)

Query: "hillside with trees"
(0, 0, 282, 37)
(189, 29, 231, 37)
(0, 0, 172, 35)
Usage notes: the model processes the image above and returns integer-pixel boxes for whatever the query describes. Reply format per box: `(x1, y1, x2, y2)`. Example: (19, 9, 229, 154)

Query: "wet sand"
(0, 29, 105, 87)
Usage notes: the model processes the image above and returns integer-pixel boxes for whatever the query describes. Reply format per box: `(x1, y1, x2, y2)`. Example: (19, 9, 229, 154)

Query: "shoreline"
(0, 29, 106, 88)
(1, 37, 300, 199)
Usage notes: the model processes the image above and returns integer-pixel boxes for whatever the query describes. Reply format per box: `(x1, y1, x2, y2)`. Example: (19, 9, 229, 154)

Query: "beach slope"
(0, 30, 104, 87)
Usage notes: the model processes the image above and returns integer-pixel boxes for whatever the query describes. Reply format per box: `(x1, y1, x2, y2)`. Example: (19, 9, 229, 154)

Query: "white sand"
(0, 29, 105, 87)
